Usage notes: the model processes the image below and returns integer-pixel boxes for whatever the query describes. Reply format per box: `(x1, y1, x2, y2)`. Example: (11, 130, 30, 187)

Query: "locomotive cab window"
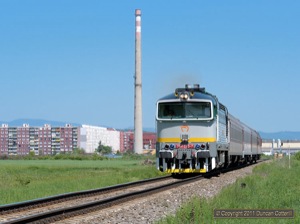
(157, 101, 213, 120)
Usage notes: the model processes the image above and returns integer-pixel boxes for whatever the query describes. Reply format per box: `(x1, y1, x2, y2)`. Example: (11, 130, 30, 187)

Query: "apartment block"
(0, 123, 156, 156)
(119, 130, 156, 153)
(80, 125, 120, 153)
(119, 130, 133, 153)
(0, 124, 80, 155)
(17, 124, 30, 155)
(0, 124, 9, 155)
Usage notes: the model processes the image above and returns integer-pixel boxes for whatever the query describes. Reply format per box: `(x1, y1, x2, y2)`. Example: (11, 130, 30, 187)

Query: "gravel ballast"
(59, 162, 265, 224)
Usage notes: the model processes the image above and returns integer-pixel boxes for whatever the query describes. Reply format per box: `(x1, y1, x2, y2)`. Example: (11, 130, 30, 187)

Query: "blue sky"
(0, 1, 299, 132)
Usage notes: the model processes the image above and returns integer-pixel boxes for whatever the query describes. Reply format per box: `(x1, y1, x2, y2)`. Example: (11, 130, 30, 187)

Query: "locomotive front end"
(156, 84, 218, 174)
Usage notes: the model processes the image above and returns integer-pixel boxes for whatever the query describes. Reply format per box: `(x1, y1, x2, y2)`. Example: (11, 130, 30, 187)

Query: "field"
(2, 155, 299, 224)
(157, 155, 300, 224)
(0, 157, 161, 205)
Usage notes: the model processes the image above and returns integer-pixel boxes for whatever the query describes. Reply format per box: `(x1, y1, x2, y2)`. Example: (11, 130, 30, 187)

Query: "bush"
(121, 152, 147, 160)
(294, 151, 300, 161)
(0, 154, 9, 160)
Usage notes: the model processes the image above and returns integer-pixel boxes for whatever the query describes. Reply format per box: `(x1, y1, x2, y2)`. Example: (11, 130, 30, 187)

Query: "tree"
(73, 148, 85, 154)
(96, 141, 112, 154)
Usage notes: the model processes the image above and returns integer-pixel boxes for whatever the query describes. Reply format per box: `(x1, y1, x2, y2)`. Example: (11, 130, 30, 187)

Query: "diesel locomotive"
(156, 84, 262, 174)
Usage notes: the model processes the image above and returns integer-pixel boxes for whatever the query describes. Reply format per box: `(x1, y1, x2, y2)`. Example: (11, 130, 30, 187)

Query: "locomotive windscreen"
(157, 102, 212, 120)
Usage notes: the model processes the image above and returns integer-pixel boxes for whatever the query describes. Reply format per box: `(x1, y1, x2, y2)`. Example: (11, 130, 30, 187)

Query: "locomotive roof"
(157, 90, 218, 104)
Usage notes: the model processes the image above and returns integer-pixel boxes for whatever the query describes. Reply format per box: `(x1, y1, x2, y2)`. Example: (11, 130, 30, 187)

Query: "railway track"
(0, 175, 176, 224)
(0, 160, 266, 224)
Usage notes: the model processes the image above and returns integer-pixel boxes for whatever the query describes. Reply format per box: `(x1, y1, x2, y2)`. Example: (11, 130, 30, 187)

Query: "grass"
(157, 156, 300, 224)
(0, 157, 163, 205)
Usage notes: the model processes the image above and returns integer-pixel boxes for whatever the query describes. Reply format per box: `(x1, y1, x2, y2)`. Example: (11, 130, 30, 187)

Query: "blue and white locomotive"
(156, 84, 262, 174)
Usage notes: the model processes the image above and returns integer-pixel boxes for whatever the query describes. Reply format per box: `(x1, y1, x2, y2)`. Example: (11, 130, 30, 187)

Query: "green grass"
(0, 158, 163, 205)
(157, 157, 300, 224)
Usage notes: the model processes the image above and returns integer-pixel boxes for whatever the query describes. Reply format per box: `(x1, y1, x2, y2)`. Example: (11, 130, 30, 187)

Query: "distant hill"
(0, 119, 155, 132)
(259, 131, 300, 141)
(0, 119, 81, 127)
(123, 127, 155, 132)
(1, 119, 299, 140)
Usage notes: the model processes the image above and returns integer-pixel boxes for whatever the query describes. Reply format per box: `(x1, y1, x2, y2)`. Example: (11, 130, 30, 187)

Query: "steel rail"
(3, 175, 204, 224)
(2, 159, 267, 224)
(0, 175, 172, 214)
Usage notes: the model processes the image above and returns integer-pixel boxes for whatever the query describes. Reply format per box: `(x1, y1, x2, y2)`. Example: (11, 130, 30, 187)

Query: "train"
(155, 84, 262, 174)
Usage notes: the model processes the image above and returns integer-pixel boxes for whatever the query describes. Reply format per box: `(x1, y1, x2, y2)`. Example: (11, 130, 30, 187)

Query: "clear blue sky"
(0, 1, 299, 132)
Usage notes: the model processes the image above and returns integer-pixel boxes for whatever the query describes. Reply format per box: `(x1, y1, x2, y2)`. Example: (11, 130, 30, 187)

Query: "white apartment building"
(80, 125, 120, 153)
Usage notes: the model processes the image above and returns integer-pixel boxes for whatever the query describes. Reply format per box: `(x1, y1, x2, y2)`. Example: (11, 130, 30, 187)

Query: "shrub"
(294, 151, 300, 161)
(0, 154, 9, 160)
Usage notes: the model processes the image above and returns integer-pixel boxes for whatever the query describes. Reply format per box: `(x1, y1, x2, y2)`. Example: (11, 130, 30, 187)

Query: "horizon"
(2, 118, 300, 135)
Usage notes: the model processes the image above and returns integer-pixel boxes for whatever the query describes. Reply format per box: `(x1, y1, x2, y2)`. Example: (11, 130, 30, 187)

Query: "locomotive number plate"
(176, 144, 194, 149)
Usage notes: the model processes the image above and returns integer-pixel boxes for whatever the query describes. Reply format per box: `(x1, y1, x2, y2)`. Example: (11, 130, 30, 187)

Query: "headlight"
(180, 92, 189, 100)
